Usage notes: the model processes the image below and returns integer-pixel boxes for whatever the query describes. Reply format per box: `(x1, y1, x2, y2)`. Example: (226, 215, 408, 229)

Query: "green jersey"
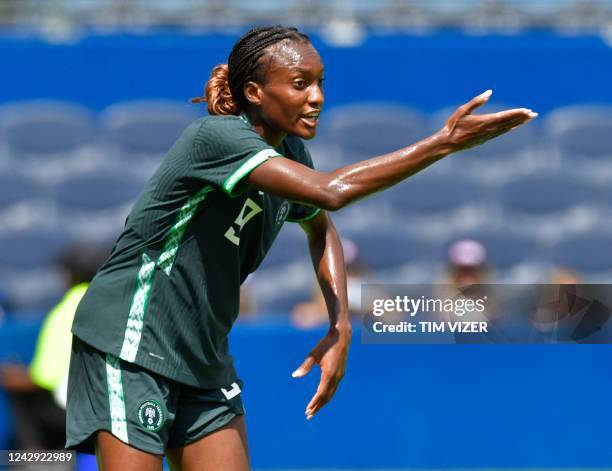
(72, 115, 320, 388)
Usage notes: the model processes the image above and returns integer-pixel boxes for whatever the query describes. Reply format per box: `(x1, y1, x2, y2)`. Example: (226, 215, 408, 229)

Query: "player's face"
(251, 41, 325, 142)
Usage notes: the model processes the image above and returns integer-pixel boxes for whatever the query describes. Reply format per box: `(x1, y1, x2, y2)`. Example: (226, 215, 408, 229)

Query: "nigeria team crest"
(137, 400, 164, 432)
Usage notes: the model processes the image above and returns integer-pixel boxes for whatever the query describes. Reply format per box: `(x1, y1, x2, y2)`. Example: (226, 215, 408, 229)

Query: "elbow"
(322, 194, 347, 211)
(320, 182, 350, 211)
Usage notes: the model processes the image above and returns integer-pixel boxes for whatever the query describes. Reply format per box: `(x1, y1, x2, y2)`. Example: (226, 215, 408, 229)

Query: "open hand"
(441, 90, 537, 152)
(292, 327, 351, 420)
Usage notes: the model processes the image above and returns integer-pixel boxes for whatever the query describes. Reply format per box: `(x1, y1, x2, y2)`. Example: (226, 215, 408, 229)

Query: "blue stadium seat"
(257, 224, 310, 271)
(0, 101, 94, 158)
(0, 228, 70, 270)
(551, 233, 612, 273)
(225, 0, 303, 17)
(346, 232, 432, 270)
(325, 103, 426, 163)
(508, 0, 576, 16)
(49, 170, 145, 212)
(498, 173, 593, 214)
(101, 100, 199, 159)
(0, 172, 38, 209)
(546, 105, 612, 162)
(386, 172, 487, 213)
(255, 285, 312, 315)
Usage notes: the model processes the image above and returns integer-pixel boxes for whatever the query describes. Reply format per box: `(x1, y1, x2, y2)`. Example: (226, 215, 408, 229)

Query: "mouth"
(300, 112, 320, 127)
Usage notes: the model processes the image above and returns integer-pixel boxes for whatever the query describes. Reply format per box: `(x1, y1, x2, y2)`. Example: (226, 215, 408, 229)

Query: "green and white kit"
(66, 337, 245, 454)
(67, 114, 319, 452)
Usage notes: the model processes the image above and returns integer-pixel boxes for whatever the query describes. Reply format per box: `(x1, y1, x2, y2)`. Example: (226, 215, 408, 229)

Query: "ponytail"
(192, 64, 240, 116)
(192, 27, 311, 116)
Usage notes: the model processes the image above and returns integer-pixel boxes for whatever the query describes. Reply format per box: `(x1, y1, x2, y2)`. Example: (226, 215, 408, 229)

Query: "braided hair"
(192, 26, 311, 116)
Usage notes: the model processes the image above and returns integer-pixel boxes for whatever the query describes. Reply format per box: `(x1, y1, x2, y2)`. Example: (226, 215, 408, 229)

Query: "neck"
(243, 110, 286, 147)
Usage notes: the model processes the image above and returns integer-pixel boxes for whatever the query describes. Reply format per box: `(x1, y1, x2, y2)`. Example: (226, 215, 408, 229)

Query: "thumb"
(292, 356, 316, 378)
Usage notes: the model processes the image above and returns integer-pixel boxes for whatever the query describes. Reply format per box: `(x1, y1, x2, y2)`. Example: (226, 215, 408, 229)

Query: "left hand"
(292, 326, 352, 420)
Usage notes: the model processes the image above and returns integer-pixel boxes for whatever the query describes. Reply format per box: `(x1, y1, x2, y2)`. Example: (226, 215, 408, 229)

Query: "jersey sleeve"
(285, 139, 322, 223)
(190, 116, 281, 197)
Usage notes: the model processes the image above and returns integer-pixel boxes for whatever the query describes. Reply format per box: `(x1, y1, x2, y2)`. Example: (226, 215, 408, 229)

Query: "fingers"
(482, 108, 538, 133)
(462, 89, 493, 117)
(489, 107, 538, 122)
(305, 372, 338, 420)
(448, 89, 493, 133)
(292, 355, 316, 378)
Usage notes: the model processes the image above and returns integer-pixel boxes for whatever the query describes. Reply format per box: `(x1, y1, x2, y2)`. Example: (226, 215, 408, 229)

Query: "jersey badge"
(276, 201, 290, 226)
(137, 400, 165, 432)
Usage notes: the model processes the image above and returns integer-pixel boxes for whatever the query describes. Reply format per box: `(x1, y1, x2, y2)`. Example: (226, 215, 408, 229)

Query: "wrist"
(428, 129, 455, 157)
(331, 320, 353, 340)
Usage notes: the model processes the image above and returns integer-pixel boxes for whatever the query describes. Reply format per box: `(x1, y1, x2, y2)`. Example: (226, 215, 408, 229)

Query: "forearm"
(304, 217, 352, 334)
(249, 92, 535, 211)
(325, 131, 451, 209)
(249, 130, 452, 212)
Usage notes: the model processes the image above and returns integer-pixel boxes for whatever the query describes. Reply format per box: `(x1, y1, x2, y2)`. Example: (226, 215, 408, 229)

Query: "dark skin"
(96, 39, 536, 471)
(245, 40, 536, 421)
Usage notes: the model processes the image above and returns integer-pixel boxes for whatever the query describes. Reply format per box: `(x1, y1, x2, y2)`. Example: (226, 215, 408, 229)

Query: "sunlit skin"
(243, 41, 324, 146)
(93, 38, 538, 471)
(244, 41, 537, 422)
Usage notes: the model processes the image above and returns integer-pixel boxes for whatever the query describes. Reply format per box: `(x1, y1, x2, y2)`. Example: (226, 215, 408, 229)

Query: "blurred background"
(2, 1, 612, 470)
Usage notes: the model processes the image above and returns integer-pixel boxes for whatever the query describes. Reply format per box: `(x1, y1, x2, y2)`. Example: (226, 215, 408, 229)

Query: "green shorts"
(65, 336, 245, 455)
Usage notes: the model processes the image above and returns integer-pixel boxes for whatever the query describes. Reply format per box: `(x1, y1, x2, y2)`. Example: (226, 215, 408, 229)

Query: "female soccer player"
(66, 26, 536, 470)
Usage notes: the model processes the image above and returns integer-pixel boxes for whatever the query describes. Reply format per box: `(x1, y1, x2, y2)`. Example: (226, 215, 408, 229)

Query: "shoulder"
(192, 114, 264, 150)
(197, 114, 254, 137)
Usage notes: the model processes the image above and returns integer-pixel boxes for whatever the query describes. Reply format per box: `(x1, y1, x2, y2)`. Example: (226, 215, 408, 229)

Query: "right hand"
(439, 90, 537, 153)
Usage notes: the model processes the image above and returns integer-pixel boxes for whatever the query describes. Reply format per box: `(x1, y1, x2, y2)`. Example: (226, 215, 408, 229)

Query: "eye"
(318, 77, 325, 88)
(293, 79, 307, 89)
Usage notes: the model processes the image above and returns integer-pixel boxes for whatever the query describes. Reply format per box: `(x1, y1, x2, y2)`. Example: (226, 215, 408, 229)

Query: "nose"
(309, 83, 324, 109)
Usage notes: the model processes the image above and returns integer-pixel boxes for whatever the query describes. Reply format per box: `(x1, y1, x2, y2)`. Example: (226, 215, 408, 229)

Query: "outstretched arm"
(248, 90, 537, 209)
(292, 211, 351, 420)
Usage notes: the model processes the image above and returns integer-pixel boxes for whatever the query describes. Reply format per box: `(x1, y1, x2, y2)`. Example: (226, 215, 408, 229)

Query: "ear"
(243, 81, 263, 107)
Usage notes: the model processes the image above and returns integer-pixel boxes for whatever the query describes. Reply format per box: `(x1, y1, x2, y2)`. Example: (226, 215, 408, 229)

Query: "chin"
(291, 127, 317, 140)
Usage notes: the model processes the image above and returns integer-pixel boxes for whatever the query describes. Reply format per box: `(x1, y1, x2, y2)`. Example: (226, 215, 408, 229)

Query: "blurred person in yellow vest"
(0, 243, 109, 450)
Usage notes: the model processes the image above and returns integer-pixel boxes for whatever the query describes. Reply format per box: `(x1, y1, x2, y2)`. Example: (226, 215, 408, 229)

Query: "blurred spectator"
(433, 240, 499, 342)
(531, 268, 588, 341)
(548, 267, 583, 286)
(291, 238, 369, 328)
(435, 239, 494, 318)
(444, 239, 491, 287)
(0, 242, 109, 451)
(237, 281, 258, 320)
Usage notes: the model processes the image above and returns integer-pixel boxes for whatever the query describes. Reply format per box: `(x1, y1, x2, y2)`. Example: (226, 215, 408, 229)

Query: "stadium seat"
(258, 224, 309, 270)
(546, 104, 612, 162)
(345, 231, 432, 270)
(0, 227, 70, 270)
(507, 0, 574, 14)
(385, 171, 488, 213)
(324, 103, 426, 164)
(0, 100, 94, 158)
(49, 170, 145, 212)
(551, 233, 612, 273)
(416, 0, 486, 25)
(225, 0, 305, 23)
(255, 284, 312, 315)
(0, 265, 66, 312)
(101, 100, 199, 160)
(498, 173, 593, 214)
(0, 172, 37, 210)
